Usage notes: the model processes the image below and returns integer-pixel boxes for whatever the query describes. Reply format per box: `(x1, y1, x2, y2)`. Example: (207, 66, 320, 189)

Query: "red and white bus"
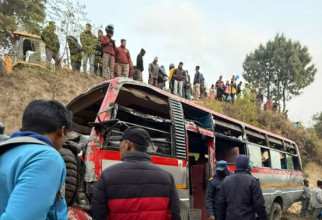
(67, 77, 303, 220)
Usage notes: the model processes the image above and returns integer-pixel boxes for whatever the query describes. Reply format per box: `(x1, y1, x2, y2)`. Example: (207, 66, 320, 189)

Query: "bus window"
(215, 137, 246, 164)
(247, 144, 262, 167)
(292, 156, 301, 170)
(270, 150, 281, 169)
(261, 148, 270, 167)
(286, 154, 294, 170)
(280, 153, 287, 169)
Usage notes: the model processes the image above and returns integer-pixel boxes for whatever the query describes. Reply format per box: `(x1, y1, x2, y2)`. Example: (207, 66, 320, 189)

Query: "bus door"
(181, 103, 214, 220)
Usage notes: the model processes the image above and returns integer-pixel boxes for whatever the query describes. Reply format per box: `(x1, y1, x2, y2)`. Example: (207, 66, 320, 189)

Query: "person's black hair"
(86, 23, 91, 27)
(0, 122, 4, 135)
(196, 66, 200, 70)
(121, 39, 126, 43)
(179, 62, 183, 65)
(21, 100, 72, 135)
(98, 29, 103, 33)
(317, 180, 322, 186)
(132, 142, 147, 152)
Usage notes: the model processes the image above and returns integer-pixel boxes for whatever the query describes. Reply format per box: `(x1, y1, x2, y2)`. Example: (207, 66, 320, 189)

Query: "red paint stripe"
(107, 197, 171, 220)
(99, 150, 187, 167)
(227, 165, 302, 176)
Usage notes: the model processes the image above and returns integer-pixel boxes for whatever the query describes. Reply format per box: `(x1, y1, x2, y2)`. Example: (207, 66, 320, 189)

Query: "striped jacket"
(91, 152, 180, 220)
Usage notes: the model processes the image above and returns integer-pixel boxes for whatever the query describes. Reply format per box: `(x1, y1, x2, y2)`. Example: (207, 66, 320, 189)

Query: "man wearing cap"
(312, 180, 322, 220)
(91, 127, 181, 220)
(205, 160, 231, 220)
(217, 155, 267, 220)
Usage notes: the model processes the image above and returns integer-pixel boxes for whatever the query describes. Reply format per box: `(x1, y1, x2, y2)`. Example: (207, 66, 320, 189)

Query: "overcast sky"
(75, 0, 322, 126)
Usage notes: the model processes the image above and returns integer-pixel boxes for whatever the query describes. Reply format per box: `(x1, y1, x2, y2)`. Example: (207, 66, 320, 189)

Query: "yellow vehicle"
(4, 31, 47, 73)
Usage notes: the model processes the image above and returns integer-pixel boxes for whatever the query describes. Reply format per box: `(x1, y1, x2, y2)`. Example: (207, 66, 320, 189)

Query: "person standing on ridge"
(148, 57, 159, 87)
(80, 23, 97, 74)
(136, 48, 146, 81)
(41, 21, 61, 69)
(115, 39, 133, 77)
(101, 25, 116, 79)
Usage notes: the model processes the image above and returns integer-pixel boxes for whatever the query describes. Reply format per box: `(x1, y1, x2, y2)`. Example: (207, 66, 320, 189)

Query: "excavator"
(2, 31, 47, 73)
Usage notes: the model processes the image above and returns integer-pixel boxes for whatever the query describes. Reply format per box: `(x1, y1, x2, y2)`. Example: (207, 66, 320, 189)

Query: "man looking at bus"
(91, 127, 180, 220)
(312, 180, 322, 220)
(205, 160, 231, 220)
(0, 100, 71, 219)
(300, 179, 311, 217)
(115, 39, 133, 77)
(217, 155, 267, 220)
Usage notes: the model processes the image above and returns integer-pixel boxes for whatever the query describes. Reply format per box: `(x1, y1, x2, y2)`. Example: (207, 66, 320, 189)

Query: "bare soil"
(0, 68, 104, 135)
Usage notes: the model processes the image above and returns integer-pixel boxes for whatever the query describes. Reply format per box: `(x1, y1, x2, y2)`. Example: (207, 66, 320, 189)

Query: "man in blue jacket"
(0, 100, 72, 220)
(205, 160, 231, 220)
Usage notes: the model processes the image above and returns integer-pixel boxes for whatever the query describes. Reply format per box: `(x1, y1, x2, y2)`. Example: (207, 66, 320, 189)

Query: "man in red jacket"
(100, 25, 116, 79)
(115, 39, 133, 78)
(91, 127, 181, 220)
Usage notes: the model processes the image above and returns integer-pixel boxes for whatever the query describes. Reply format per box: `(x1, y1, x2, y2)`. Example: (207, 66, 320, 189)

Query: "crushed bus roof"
(67, 77, 296, 145)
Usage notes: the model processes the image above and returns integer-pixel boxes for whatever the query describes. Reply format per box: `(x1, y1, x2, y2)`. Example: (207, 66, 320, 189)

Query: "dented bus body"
(67, 77, 303, 220)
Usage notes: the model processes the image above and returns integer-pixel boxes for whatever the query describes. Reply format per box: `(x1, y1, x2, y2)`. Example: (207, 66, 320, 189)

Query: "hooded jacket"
(217, 170, 267, 220)
(136, 49, 145, 71)
(91, 152, 180, 220)
(0, 131, 67, 220)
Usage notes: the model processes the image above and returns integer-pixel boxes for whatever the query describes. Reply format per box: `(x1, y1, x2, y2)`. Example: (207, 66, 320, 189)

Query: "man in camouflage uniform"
(41, 21, 61, 69)
(80, 23, 97, 74)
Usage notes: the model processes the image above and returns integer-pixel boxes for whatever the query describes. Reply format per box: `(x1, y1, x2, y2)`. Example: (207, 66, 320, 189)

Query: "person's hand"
(208, 215, 215, 220)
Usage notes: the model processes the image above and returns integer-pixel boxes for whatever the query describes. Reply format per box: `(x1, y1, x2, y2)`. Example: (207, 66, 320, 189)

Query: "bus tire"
(269, 202, 282, 220)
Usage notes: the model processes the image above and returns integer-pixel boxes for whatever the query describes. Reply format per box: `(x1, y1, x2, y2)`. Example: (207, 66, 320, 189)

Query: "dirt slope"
(0, 68, 104, 135)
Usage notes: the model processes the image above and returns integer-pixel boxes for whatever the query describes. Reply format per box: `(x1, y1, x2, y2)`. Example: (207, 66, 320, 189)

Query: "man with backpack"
(0, 100, 72, 220)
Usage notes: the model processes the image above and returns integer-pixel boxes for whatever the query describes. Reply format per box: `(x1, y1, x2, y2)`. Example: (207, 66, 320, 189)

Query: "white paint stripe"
(263, 190, 303, 195)
(180, 198, 190, 201)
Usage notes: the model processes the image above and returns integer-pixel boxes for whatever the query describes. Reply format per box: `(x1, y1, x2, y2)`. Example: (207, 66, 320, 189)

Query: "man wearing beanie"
(91, 127, 180, 220)
(217, 155, 267, 220)
(312, 180, 322, 220)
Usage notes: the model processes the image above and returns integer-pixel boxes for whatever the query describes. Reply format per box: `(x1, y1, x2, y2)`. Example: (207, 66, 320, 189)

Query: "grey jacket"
(312, 187, 322, 208)
(148, 62, 159, 79)
(302, 186, 311, 200)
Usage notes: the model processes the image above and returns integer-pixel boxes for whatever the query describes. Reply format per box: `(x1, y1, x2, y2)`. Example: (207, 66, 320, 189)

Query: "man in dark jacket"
(41, 21, 61, 69)
(200, 73, 205, 98)
(66, 36, 82, 72)
(217, 155, 267, 220)
(193, 66, 201, 100)
(173, 62, 186, 97)
(136, 48, 146, 81)
(205, 160, 231, 220)
(91, 127, 180, 220)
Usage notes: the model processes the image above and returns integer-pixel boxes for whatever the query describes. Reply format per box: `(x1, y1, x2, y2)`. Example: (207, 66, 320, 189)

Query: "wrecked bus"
(67, 77, 303, 220)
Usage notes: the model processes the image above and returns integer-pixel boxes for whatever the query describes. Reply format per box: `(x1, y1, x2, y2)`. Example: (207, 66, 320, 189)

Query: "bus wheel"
(269, 202, 282, 220)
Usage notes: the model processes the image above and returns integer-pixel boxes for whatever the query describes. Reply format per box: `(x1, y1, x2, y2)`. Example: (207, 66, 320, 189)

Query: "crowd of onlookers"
(41, 21, 248, 102)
